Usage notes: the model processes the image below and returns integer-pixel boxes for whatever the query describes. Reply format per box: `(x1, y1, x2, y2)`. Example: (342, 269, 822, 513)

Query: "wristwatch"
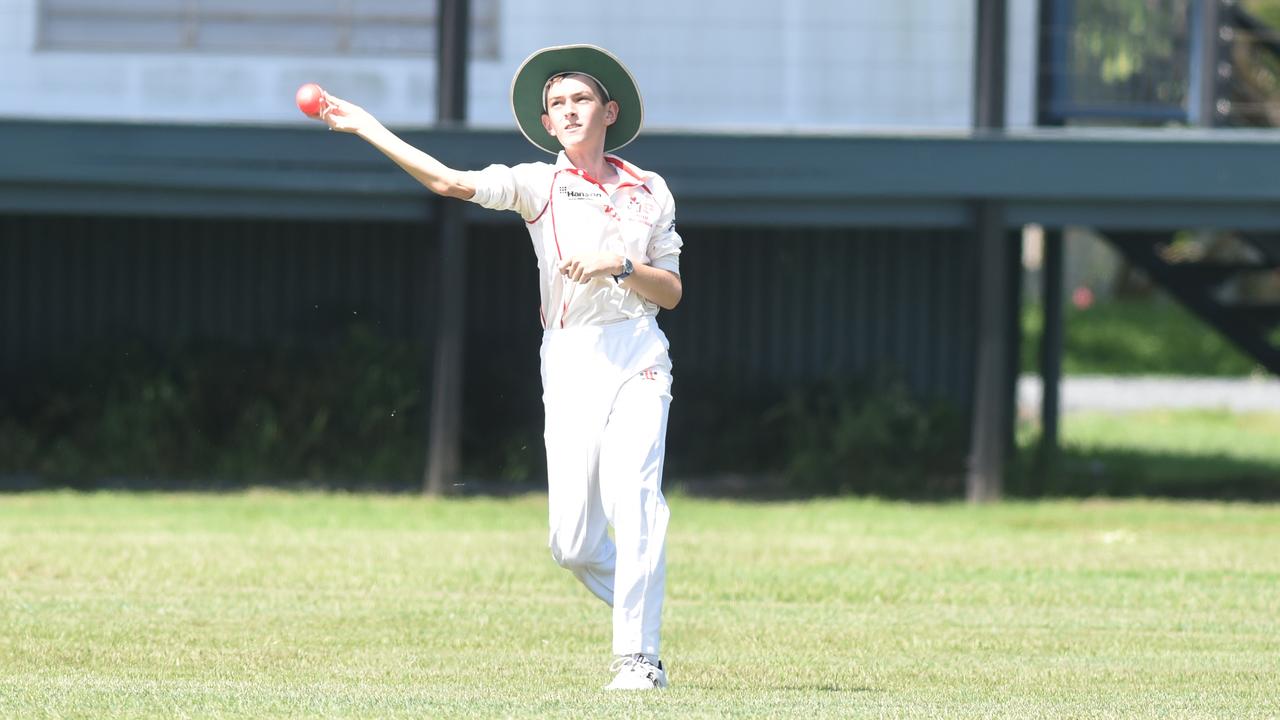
(613, 256, 634, 284)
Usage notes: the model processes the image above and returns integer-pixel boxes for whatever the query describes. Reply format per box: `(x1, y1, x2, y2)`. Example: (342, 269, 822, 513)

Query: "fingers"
(558, 259, 580, 283)
(320, 96, 358, 121)
(320, 100, 361, 132)
(326, 96, 347, 116)
(558, 258, 592, 284)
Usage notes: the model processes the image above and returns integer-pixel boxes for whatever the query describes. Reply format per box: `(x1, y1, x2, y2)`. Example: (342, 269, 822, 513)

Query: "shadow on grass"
(1010, 446, 1280, 501)
(6, 447, 1279, 503)
(0, 474, 560, 497)
(676, 680, 881, 693)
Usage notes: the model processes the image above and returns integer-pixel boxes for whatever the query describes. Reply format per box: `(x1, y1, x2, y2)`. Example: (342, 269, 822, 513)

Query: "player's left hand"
(559, 253, 624, 284)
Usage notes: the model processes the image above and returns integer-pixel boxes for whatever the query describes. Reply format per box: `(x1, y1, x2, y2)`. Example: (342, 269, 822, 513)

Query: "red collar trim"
(554, 152, 650, 191)
(605, 155, 649, 183)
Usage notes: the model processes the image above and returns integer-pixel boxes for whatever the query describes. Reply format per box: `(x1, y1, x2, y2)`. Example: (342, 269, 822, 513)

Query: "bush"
(1, 332, 968, 497)
(765, 378, 966, 497)
(0, 326, 426, 488)
(664, 373, 967, 497)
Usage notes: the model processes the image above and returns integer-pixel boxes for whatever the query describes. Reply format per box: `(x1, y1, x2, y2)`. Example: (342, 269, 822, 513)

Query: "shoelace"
(610, 654, 658, 677)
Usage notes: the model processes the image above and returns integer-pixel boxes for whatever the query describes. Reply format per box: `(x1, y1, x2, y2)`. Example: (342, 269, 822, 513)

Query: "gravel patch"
(1018, 375, 1280, 414)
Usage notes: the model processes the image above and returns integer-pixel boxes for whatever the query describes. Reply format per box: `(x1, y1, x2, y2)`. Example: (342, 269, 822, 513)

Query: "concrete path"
(1018, 375, 1280, 414)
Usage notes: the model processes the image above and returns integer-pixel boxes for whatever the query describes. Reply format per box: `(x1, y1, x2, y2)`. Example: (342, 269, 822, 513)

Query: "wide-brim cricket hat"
(510, 44, 643, 155)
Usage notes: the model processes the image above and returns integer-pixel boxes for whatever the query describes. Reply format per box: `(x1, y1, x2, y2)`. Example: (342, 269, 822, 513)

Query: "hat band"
(541, 71, 611, 112)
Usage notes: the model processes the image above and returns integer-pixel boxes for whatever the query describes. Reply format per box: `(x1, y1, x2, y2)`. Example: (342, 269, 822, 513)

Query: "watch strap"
(613, 256, 634, 283)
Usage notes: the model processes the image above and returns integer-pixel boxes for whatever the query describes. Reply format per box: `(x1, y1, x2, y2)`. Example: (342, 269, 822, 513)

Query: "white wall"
(0, 0, 1041, 132)
(1006, 0, 1039, 129)
(483, 0, 977, 131)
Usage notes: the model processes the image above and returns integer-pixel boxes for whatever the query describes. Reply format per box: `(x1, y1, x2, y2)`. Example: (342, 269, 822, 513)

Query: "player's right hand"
(321, 95, 379, 134)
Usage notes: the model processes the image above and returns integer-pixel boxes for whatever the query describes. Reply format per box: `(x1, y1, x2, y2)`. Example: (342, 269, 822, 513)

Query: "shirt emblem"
(558, 187, 603, 200)
(619, 193, 660, 224)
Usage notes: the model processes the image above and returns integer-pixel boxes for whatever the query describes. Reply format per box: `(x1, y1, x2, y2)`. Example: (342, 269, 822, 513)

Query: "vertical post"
(424, 0, 469, 495)
(1004, 226, 1023, 461)
(974, 0, 1008, 129)
(1036, 0, 1068, 125)
(1034, 0, 1066, 471)
(968, 206, 1012, 503)
(436, 0, 469, 124)
(1038, 228, 1064, 467)
(1188, 0, 1224, 128)
(967, 0, 1009, 503)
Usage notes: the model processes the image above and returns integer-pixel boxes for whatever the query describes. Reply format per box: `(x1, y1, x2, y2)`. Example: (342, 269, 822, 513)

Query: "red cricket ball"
(295, 83, 326, 118)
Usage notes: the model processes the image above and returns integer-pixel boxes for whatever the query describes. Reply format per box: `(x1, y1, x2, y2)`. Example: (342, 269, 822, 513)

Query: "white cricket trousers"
(540, 315, 673, 658)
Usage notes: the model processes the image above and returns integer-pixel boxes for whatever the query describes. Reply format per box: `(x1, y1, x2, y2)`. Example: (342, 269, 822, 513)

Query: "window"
(37, 0, 499, 58)
(1040, 0, 1192, 124)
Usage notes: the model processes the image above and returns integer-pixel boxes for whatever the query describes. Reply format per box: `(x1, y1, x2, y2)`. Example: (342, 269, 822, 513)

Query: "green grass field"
(2, 492, 1278, 718)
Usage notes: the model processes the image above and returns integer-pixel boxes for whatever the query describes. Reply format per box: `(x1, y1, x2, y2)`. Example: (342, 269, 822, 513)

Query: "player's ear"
(604, 100, 619, 127)
(540, 112, 556, 137)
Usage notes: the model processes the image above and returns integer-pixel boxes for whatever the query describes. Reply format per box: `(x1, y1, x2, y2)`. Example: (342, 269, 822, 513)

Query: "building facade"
(0, 0, 1039, 129)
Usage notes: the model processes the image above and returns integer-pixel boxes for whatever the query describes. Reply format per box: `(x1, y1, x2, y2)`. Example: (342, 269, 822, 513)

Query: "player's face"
(541, 76, 617, 153)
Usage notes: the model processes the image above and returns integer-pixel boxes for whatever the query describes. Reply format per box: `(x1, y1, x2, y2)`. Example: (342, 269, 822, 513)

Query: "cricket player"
(319, 44, 680, 690)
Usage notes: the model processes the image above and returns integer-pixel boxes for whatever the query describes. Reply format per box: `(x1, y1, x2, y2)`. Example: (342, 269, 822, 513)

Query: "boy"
(320, 45, 681, 690)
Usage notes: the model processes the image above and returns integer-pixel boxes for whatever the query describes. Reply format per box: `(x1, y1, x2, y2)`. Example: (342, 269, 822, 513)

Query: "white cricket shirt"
(463, 152, 682, 330)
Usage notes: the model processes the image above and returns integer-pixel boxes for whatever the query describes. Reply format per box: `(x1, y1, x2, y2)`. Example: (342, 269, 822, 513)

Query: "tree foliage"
(1067, 0, 1191, 110)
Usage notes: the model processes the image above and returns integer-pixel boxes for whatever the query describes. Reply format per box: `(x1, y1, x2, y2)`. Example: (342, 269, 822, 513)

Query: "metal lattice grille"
(37, 0, 499, 58)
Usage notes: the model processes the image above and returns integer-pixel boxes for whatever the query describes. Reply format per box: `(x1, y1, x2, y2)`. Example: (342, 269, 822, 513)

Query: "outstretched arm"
(322, 95, 475, 200)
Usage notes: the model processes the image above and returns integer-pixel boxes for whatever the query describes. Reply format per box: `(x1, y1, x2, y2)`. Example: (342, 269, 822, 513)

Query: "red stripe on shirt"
(548, 171, 565, 260)
(527, 172, 559, 225)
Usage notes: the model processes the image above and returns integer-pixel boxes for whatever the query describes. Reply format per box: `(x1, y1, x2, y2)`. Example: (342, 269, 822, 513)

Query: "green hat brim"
(510, 44, 643, 155)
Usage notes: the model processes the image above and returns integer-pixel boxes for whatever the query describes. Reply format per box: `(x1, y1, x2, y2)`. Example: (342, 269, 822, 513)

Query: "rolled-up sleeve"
(647, 193, 682, 275)
(462, 163, 543, 221)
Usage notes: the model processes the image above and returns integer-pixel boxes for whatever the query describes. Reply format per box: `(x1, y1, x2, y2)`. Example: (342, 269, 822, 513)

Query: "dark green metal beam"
(7, 121, 1280, 228)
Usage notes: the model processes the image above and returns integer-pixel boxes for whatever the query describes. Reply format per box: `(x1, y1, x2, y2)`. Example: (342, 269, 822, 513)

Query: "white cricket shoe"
(605, 654, 669, 690)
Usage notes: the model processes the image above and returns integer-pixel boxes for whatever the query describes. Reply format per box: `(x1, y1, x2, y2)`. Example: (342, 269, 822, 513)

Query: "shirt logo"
(617, 194, 660, 225)
(558, 187, 602, 200)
